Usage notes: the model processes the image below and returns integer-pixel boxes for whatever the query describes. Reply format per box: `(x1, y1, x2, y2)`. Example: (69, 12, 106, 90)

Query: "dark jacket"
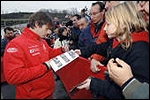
(78, 25, 95, 49)
(69, 27, 82, 50)
(80, 31, 149, 99)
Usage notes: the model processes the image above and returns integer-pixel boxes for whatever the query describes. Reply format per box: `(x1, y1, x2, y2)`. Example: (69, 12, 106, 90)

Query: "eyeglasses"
(89, 11, 101, 16)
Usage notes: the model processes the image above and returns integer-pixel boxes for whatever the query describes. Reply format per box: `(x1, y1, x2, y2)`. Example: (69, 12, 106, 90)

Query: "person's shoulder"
(84, 26, 91, 32)
(132, 41, 149, 49)
(8, 35, 24, 46)
(1, 38, 7, 43)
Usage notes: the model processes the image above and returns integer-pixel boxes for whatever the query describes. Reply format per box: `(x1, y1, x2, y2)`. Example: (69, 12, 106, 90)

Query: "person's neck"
(29, 27, 36, 34)
(96, 19, 103, 25)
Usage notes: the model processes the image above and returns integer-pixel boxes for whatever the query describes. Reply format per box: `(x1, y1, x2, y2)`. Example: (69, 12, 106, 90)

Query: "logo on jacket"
(7, 47, 18, 53)
(29, 48, 40, 56)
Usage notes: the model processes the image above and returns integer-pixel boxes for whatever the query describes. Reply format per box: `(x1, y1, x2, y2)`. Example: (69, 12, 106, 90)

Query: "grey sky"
(1, 1, 97, 14)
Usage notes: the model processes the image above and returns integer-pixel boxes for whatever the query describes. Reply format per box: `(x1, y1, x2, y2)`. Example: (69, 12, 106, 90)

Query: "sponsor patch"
(29, 48, 40, 56)
(7, 48, 18, 52)
(29, 48, 39, 53)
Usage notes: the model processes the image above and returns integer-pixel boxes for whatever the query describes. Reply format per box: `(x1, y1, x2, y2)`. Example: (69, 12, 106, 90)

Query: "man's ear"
(101, 9, 105, 15)
(35, 21, 39, 28)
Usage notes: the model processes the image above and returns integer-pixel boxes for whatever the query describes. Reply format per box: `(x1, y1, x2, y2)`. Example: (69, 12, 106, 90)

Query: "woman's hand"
(107, 58, 133, 86)
(90, 59, 104, 73)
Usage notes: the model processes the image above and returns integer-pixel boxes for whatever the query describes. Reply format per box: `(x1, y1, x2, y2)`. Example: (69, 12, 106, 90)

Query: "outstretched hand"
(77, 78, 92, 90)
(74, 49, 81, 55)
(90, 59, 104, 73)
(61, 45, 69, 52)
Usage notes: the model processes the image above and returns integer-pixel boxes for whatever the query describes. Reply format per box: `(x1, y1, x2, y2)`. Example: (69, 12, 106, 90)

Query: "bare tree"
(70, 7, 78, 15)
(62, 10, 68, 14)
(53, 9, 59, 13)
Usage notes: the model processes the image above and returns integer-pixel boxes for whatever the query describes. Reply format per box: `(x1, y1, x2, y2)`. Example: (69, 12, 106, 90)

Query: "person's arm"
(122, 78, 149, 99)
(79, 41, 108, 58)
(77, 77, 125, 99)
(3, 42, 48, 85)
(107, 58, 133, 86)
(43, 39, 69, 58)
(107, 58, 149, 99)
(43, 39, 69, 69)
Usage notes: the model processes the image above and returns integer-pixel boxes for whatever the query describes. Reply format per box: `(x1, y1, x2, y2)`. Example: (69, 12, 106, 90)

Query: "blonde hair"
(105, 1, 148, 49)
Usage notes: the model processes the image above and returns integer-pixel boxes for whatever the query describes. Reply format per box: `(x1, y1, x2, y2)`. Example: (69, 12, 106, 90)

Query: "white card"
(50, 50, 79, 72)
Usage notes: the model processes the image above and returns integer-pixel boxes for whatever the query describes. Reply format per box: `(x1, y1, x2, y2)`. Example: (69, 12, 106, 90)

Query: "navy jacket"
(78, 25, 95, 49)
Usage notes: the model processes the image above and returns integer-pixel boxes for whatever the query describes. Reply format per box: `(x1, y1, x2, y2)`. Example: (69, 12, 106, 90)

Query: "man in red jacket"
(3, 11, 68, 99)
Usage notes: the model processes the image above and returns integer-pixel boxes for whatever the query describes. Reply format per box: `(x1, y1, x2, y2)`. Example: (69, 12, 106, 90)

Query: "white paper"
(50, 50, 79, 72)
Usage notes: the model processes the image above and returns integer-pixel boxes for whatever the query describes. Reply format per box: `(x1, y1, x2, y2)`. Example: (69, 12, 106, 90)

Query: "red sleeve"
(43, 40, 63, 58)
(48, 47, 63, 58)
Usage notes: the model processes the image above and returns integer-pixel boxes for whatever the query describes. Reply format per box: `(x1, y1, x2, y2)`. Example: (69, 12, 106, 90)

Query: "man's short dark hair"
(92, 1, 105, 12)
(72, 14, 81, 20)
(57, 27, 67, 38)
(65, 20, 73, 27)
(4, 27, 14, 33)
(81, 9, 86, 13)
(27, 11, 53, 29)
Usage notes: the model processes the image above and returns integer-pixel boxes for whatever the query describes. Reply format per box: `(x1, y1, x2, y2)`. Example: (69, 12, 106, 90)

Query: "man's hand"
(44, 60, 52, 70)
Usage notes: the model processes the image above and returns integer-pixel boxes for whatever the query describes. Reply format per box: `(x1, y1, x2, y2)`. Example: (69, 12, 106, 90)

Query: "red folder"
(56, 57, 107, 99)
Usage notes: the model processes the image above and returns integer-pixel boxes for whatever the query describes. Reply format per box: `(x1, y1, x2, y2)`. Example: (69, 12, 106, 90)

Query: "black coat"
(80, 32, 149, 99)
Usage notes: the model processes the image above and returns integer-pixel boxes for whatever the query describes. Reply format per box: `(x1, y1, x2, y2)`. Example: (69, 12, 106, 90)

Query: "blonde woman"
(75, 1, 149, 99)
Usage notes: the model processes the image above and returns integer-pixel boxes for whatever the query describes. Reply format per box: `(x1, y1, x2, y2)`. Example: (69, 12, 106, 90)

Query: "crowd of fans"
(1, 1, 149, 99)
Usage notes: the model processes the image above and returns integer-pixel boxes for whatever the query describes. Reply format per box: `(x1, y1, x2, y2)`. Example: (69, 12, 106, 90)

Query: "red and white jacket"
(3, 27, 62, 99)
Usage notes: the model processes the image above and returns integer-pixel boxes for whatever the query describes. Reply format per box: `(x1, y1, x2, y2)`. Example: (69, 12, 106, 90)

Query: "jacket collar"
(112, 31, 149, 48)
(22, 27, 41, 40)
